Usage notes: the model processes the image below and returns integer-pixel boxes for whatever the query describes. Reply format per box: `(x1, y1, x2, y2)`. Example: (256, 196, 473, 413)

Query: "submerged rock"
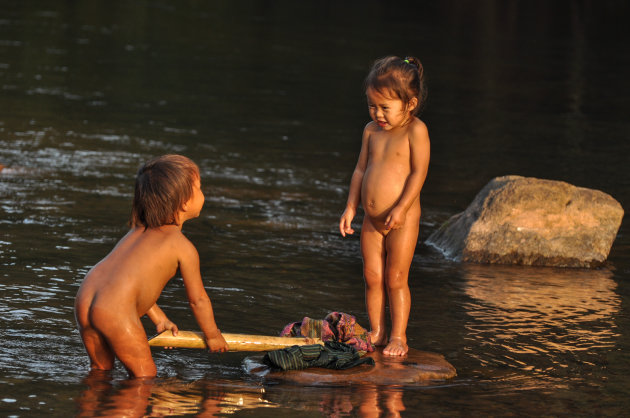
(426, 175, 624, 268)
(258, 347, 456, 385)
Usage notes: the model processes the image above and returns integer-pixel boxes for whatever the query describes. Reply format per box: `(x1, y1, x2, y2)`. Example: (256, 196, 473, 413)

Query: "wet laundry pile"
(263, 312, 376, 371)
(279, 311, 374, 352)
(262, 341, 375, 371)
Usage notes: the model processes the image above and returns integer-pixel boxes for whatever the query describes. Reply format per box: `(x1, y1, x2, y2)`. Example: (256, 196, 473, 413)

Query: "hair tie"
(404, 59, 410, 64)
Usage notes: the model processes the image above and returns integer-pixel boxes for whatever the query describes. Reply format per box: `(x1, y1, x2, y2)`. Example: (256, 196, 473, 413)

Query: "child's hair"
(130, 154, 200, 229)
(365, 55, 427, 116)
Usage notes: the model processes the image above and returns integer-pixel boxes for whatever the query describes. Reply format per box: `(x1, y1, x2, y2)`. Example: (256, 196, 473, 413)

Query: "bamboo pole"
(148, 330, 322, 352)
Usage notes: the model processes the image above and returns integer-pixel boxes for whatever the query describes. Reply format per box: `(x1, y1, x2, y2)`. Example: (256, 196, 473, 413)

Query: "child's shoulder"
(407, 117, 429, 139)
(364, 121, 379, 133)
(152, 225, 198, 256)
(408, 117, 427, 131)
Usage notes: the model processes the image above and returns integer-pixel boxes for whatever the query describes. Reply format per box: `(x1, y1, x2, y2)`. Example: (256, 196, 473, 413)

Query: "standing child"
(75, 154, 228, 378)
(339, 56, 430, 356)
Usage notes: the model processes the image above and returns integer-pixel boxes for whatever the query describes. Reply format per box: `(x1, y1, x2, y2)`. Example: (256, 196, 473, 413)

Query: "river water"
(1, 1, 629, 416)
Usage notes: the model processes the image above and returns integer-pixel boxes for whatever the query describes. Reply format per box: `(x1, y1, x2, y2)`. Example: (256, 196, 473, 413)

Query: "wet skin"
(340, 88, 430, 356)
(75, 177, 228, 377)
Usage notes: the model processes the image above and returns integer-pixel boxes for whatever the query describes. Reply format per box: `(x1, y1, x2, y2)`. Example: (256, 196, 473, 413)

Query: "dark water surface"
(2, 1, 630, 416)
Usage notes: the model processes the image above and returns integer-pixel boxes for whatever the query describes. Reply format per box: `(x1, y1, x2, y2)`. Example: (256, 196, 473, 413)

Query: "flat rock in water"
(253, 348, 456, 386)
(427, 175, 624, 268)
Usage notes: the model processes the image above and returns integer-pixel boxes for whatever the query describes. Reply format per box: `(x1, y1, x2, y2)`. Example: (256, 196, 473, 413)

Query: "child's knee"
(386, 269, 408, 289)
(125, 360, 157, 378)
(363, 266, 383, 287)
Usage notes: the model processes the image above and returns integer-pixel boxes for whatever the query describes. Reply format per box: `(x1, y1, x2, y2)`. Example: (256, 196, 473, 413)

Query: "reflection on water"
(76, 372, 406, 417)
(77, 372, 277, 417)
(77, 372, 154, 417)
(462, 264, 620, 377)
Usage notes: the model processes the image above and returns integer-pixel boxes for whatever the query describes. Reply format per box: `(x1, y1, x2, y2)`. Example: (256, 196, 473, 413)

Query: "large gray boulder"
(426, 176, 624, 268)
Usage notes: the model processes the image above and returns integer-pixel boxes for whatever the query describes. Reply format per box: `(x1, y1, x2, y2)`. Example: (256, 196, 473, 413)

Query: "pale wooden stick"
(148, 330, 322, 351)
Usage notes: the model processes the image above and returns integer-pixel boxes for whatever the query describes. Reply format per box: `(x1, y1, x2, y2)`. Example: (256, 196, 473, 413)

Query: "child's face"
(185, 176, 205, 218)
(366, 87, 413, 130)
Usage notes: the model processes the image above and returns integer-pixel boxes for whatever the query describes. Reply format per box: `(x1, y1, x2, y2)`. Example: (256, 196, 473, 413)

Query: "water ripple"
(460, 264, 620, 377)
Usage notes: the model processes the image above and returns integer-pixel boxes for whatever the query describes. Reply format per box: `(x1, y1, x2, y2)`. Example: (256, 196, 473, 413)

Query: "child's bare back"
(76, 226, 190, 329)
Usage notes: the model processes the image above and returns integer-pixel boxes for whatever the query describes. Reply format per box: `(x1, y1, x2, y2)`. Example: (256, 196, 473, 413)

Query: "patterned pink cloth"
(280, 311, 375, 352)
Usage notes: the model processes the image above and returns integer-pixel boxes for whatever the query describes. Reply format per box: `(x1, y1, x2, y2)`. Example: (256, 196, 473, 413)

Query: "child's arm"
(146, 303, 179, 335)
(385, 121, 430, 230)
(340, 125, 371, 236)
(178, 238, 228, 353)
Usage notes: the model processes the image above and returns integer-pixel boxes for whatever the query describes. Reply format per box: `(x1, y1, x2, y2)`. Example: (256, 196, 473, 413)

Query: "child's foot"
(368, 331, 388, 347)
(383, 337, 408, 356)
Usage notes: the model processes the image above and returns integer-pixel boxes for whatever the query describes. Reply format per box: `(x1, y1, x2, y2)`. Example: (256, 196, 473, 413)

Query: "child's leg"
(89, 306, 158, 378)
(78, 325, 116, 371)
(383, 218, 419, 356)
(75, 303, 116, 370)
(360, 216, 387, 345)
(104, 326, 157, 378)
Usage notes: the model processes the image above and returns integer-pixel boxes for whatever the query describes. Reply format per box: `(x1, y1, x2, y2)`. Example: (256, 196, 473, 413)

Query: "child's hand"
(206, 330, 229, 353)
(339, 208, 356, 237)
(156, 319, 179, 336)
(155, 319, 179, 350)
(385, 206, 406, 230)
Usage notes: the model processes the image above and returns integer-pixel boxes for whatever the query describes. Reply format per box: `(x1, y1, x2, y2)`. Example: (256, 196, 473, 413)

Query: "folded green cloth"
(262, 341, 375, 371)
